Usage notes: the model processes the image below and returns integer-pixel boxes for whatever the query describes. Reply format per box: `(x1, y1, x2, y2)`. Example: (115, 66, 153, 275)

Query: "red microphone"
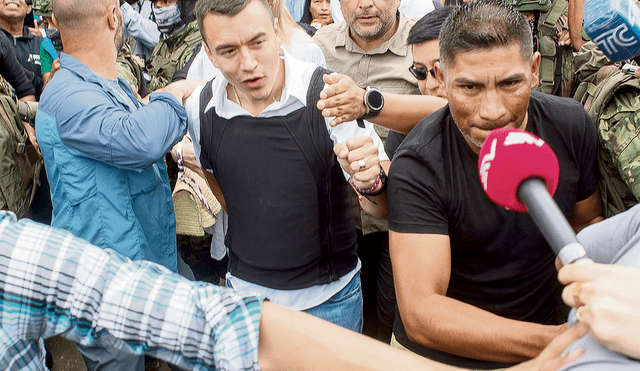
(478, 128, 587, 265)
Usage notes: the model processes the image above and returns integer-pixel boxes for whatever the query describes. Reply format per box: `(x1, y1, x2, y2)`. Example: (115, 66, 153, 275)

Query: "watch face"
(367, 89, 384, 111)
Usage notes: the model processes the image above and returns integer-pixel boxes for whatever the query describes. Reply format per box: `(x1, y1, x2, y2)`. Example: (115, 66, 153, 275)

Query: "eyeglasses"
(409, 66, 436, 81)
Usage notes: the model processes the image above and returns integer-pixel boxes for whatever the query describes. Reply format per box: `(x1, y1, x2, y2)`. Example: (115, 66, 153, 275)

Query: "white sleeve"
(324, 88, 389, 181)
(185, 84, 205, 168)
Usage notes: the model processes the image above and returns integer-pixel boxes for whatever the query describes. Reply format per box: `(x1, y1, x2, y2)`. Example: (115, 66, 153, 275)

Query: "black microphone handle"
(516, 178, 587, 265)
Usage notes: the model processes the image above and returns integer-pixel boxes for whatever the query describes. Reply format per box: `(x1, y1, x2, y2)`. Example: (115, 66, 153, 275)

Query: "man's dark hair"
(196, 0, 273, 36)
(439, 0, 533, 69)
(407, 6, 453, 45)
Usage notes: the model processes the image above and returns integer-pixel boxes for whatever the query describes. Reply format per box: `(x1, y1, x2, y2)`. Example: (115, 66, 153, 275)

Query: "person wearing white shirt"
(185, 0, 389, 331)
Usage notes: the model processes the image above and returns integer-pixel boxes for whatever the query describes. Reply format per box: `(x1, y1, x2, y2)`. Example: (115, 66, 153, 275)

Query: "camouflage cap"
(32, 0, 52, 17)
(501, 0, 552, 13)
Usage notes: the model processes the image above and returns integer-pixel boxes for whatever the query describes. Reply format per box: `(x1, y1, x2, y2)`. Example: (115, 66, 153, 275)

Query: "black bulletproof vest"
(198, 68, 357, 290)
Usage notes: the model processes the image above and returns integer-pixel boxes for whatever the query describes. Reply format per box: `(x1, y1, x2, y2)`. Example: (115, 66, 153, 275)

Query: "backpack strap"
(198, 78, 218, 173)
(586, 69, 634, 124)
(0, 95, 28, 154)
(586, 68, 639, 217)
(537, 0, 568, 94)
(581, 65, 619, 114)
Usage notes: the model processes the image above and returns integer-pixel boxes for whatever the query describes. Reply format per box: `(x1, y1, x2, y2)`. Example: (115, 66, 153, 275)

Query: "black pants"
(357, 230, 395, 343)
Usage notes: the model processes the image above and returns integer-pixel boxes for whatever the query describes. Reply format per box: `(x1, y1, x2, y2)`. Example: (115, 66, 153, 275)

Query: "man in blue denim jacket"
(34, 0, 200, 370)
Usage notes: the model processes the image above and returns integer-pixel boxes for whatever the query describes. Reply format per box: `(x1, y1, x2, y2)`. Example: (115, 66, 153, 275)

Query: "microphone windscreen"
(478, 128, 559, 212)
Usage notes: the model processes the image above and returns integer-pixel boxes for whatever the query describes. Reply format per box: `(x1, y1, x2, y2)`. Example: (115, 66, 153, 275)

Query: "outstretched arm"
(0, 212, 585, 371)
(390, 231, 569, 363)
(317, 73, 447, 133)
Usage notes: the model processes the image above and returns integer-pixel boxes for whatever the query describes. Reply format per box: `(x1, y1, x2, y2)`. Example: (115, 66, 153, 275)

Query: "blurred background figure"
(300, 0, 332, 32)
(0, 0, 43, 100)
(120, 0, 159, 63)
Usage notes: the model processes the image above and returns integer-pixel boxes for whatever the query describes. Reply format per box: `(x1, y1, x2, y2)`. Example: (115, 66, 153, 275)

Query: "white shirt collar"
(205, 48, 316, 118)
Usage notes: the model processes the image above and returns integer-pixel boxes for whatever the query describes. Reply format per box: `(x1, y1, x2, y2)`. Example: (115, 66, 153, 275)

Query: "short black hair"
(196, 0, 273, 37)
(439, 0, 533, 69)
(407, 6, 453, 45)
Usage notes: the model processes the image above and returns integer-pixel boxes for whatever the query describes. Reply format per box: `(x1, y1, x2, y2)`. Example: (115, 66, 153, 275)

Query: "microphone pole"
(517, 179, 587, 265)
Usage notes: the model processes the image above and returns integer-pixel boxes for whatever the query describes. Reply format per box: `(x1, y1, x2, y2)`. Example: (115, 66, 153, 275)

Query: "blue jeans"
(304, 273, 363, 333)
(226, 273, 364, 332)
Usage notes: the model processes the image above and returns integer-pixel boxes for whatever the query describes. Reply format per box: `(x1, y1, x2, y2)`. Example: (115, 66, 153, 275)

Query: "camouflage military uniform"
(145, 21, 202, 92)
(116, 37, 144, 94)
(572, 42, 639, 217)
(596, 72, 640, 217)
(502, 0, 572, 96)
(0, 76, 42, 219)
(32, 0, 51, 17)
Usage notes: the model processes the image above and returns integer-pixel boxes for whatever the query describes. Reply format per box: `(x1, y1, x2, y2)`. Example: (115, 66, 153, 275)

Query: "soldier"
(145, 0, 202, 92)
(116, 37, 146, 96)
(501, 0, 572, 96)
(570, 40, 640, 218)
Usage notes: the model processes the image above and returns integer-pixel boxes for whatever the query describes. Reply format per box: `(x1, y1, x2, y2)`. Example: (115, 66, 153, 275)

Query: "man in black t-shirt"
(387, 1, 603, 369)
(0, 0, 43, 100)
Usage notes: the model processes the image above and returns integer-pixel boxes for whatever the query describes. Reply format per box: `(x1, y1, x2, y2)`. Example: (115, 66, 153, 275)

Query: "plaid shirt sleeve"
(0, 212, 265, 371)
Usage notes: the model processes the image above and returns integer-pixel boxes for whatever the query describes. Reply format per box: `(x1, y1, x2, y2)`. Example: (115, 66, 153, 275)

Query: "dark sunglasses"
(409, 66, 436, 81)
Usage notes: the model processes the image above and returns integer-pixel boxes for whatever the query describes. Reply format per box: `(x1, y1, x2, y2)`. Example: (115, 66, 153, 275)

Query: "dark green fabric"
(0, 78, 41, 218)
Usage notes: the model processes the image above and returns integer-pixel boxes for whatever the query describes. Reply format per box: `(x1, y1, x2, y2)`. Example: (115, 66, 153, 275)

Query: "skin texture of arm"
(317, 73, 447, 133)
(42, 59, 61, 90)
(257, 301, 587, 371)
(390, 231, 568, 363)
(570, 190, 603, 233)
(568, 0, 587, 51)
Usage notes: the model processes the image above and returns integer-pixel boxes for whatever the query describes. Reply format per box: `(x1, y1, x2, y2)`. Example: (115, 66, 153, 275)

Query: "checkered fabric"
(0, 212, 264, 371)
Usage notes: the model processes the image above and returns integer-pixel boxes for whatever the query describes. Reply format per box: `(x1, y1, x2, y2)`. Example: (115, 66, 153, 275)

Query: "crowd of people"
(1, 0, 640, 370)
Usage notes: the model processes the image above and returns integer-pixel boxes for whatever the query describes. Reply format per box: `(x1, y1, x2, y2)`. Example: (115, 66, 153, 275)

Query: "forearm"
(568, 0, 586, 51)
(371, 93, 447, 134)
(401, 294, 565, 363)
(18, 94, 36, 102)
(0, 216, 263, 370)
(98, 96, 187, 168)
(58, 91, 187, 169)
(258, 301, 456, 371)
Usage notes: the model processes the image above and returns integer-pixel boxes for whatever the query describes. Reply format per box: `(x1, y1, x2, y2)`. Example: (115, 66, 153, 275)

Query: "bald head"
(52, 0, 115, 32)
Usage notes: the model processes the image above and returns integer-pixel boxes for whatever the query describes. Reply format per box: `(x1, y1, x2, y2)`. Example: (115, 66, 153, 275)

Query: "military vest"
(535, 0, 569, 96)
(0, 77, 41, 218)
(116, 37, 143, 94)
(146, 21, 202, 92)
(576, 65, 640, 217)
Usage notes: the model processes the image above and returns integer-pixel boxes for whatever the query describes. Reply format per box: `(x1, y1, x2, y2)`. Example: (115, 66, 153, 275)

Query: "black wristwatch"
(361, 86, 384, 120)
